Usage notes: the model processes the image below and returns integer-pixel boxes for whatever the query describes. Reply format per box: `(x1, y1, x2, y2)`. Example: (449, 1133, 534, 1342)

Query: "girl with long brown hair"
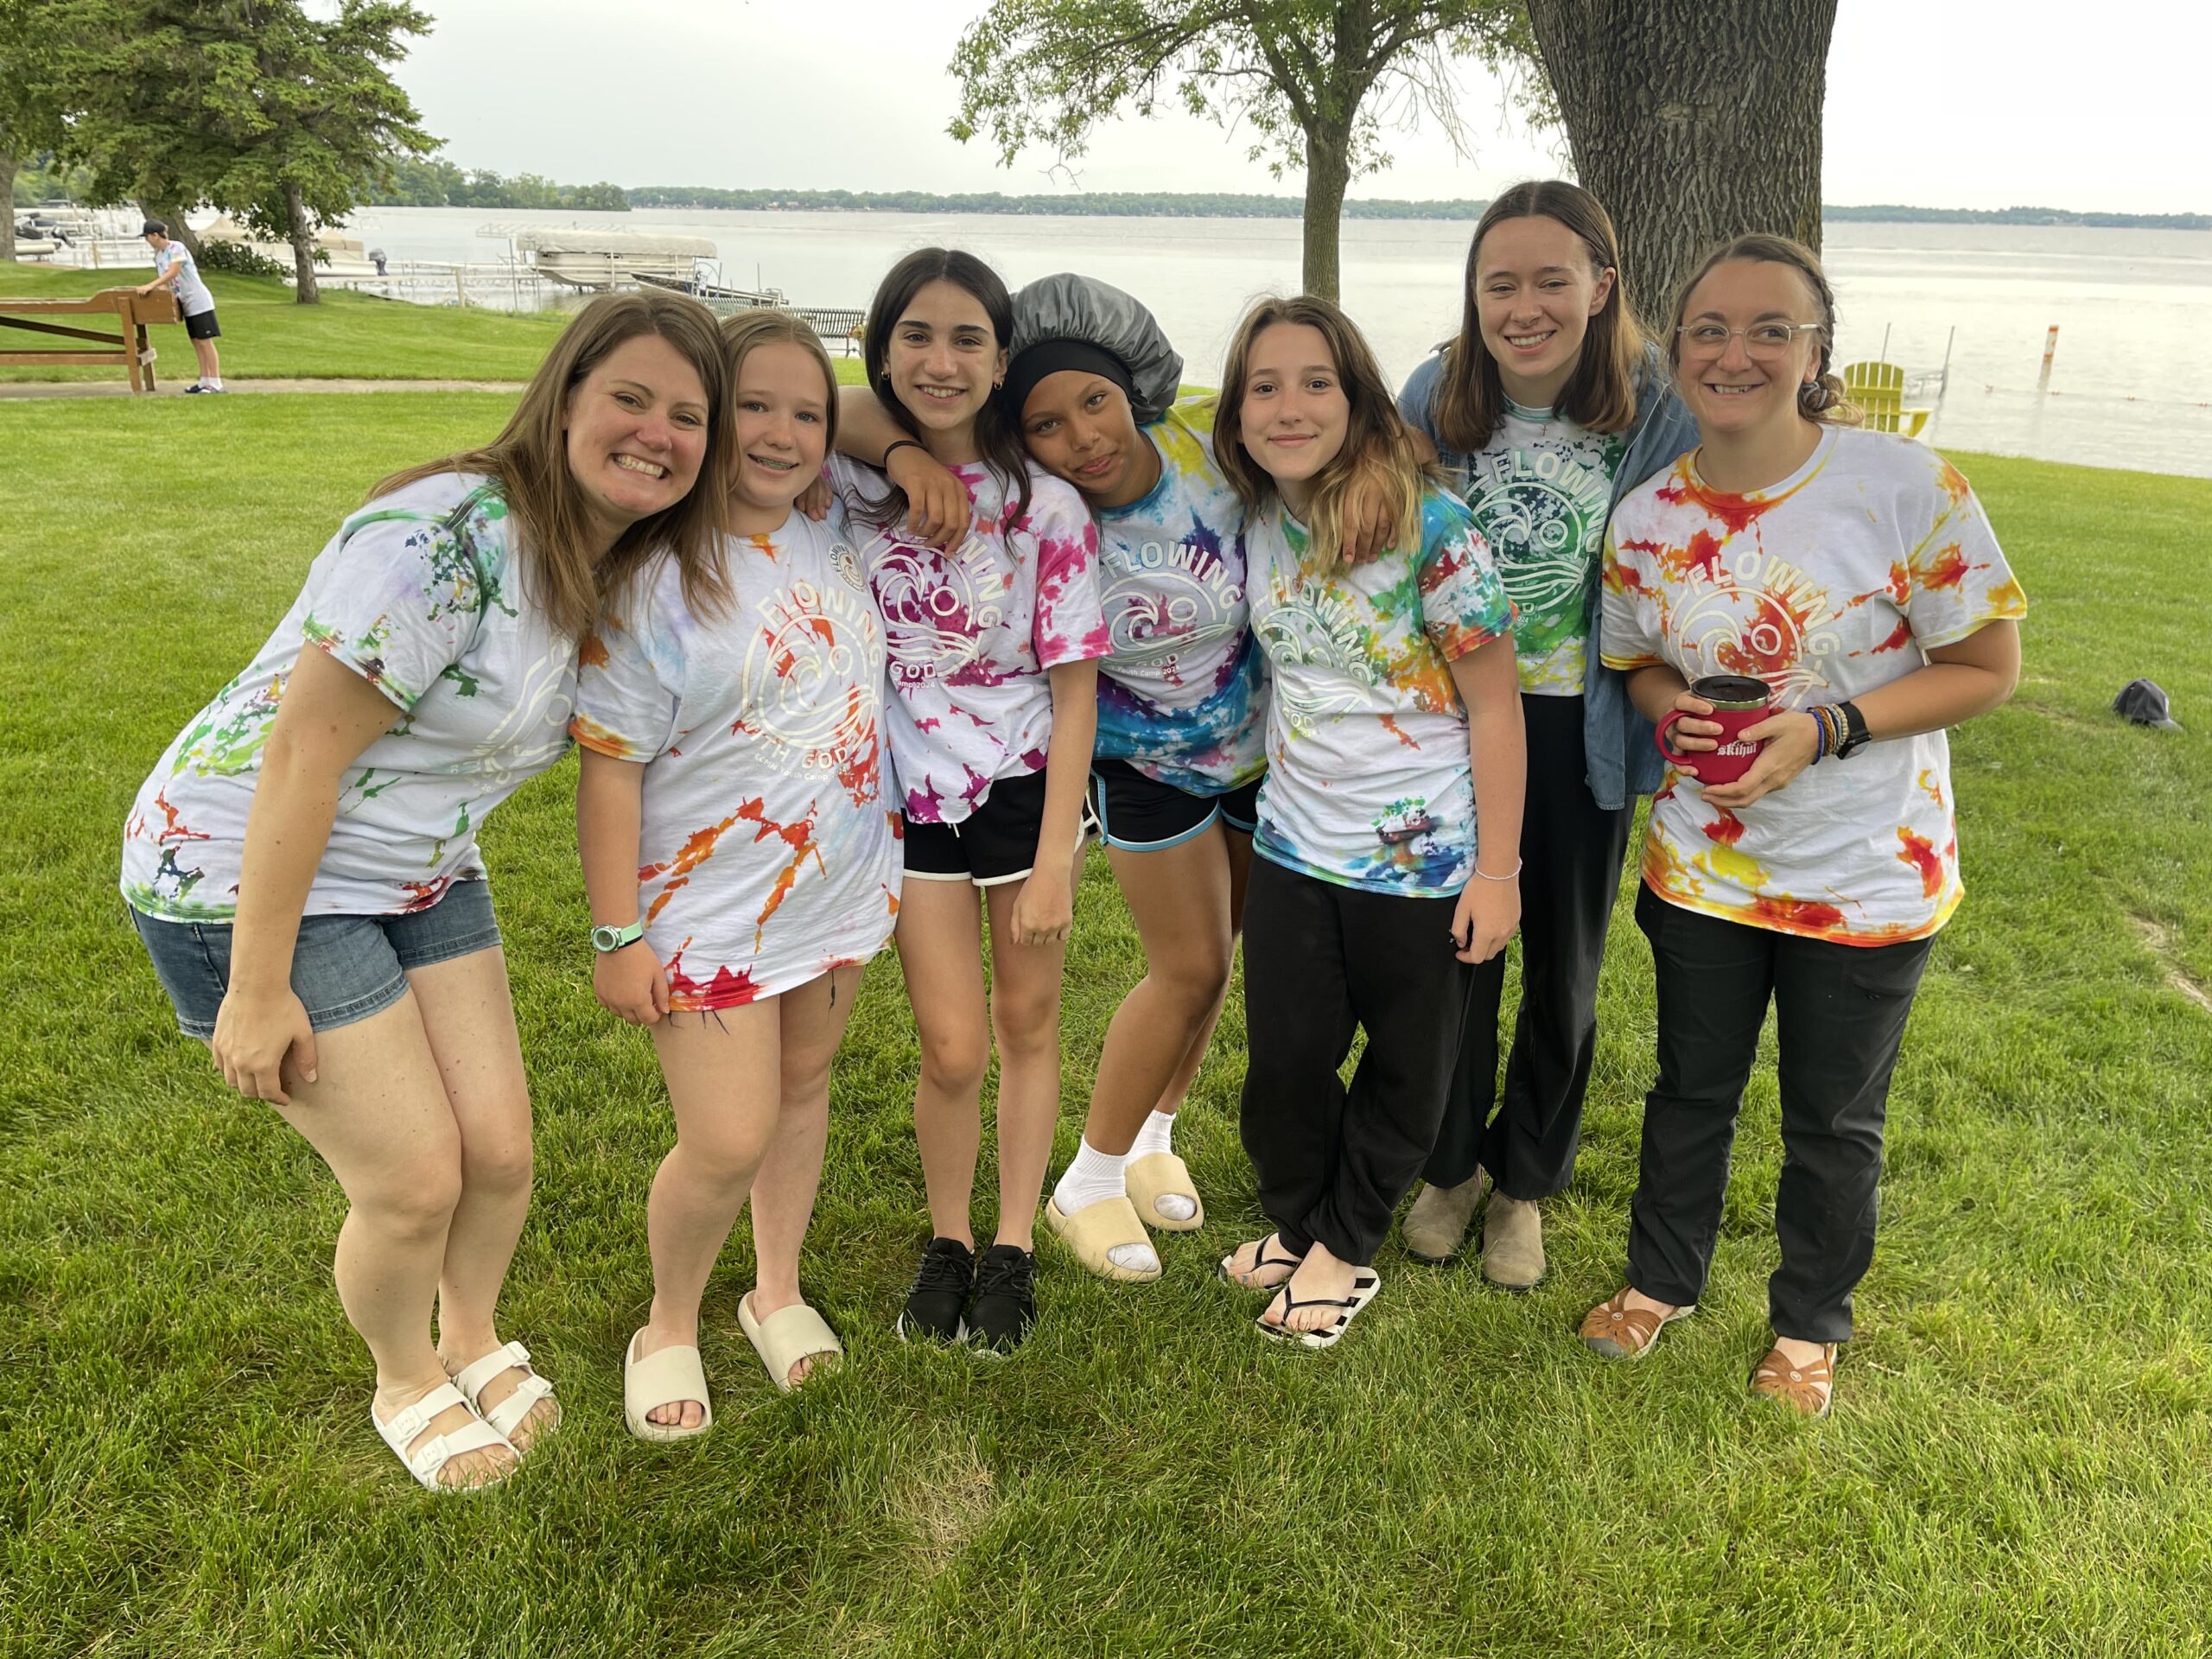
(1214, 295, 1525, 1348)
(119, 290, 734, 1489)
(1395, 180, 1700, 1289)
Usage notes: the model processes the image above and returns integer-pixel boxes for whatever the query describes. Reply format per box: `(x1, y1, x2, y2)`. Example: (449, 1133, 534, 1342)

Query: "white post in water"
(2037, 325, 2059, 394)
(454, 264, 467, 309)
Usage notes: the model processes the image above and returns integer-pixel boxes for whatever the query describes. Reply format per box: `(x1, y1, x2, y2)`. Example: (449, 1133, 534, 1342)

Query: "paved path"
(0, 378, 530, 401)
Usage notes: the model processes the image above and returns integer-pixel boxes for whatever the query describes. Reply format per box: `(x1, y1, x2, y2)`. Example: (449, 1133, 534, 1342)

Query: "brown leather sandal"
(1749, 1342, 1838, 1417)
(1577, 1287, 1694, 1359)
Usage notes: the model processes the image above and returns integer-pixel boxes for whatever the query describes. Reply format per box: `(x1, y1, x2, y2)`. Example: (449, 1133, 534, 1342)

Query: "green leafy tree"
(948, 0, 1545, 302)
(0, 0, 78, 263)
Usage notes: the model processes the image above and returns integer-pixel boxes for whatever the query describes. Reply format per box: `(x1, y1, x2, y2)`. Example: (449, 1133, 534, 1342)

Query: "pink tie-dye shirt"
(830, 454, 1111, 825)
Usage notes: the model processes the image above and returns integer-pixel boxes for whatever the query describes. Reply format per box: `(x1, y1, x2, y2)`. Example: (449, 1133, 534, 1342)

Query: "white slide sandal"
(450, 1340, 557, 1449)
(371, 1381, 517, 1492)
(740, 1294, 843, 1393)
(624, 1329, 713, 1443)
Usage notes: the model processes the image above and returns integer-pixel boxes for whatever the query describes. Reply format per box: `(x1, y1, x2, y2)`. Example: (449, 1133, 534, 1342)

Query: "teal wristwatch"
(590, 919, 645, 953)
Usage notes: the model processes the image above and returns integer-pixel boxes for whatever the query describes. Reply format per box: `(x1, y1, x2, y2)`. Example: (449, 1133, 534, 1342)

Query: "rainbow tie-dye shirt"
(1602, 428, 2027, 944)
(120, 474, 576, 921)
(570, 505, 901, 1011)
(831, 454, 1110, 825)
(1092, 397, 1267, 793)
(1245, 487, 1514, 895)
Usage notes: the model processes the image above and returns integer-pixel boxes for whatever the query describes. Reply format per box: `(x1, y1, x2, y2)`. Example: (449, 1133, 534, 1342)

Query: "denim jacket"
(1398, 344, 1700, 810)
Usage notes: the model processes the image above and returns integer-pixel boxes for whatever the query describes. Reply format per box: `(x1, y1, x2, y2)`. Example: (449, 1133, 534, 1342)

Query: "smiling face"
(1473, 213, 1615, 407)
(563, 333, 711, 550)
(885, 278, 1005, 455)
(728, 339, 831, 536)
(1236, 322, 1348, 512)
(1020, 370, 1156, 508)
(1674, 257, 1825, 440)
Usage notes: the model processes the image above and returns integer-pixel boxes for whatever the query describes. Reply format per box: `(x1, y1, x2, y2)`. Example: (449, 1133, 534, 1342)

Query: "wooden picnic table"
(0, 286, 181, 392)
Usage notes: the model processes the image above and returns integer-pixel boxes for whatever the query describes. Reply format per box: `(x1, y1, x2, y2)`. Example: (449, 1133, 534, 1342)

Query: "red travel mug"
(1654, 674, 1775, 785)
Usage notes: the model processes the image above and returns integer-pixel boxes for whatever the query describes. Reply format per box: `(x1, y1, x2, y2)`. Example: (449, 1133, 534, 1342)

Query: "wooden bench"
(0, 286, 181, 392)
(796, 308, 867, 356)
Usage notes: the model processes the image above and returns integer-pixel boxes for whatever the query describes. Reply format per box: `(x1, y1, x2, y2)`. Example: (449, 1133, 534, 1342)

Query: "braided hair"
(1668, 233, 1863, 428)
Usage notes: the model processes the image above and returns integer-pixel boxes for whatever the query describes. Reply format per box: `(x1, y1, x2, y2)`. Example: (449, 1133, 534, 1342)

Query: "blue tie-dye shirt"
(1091, 398, 1268, 794)
(1245, 487, 1513, 895)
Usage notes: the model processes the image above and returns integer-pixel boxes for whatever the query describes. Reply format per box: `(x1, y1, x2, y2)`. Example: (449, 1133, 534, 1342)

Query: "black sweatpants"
(1627, 886, 1933, 1343)
(1426, 695, 1634, 1198)
(1240, 855, 1473, 1267)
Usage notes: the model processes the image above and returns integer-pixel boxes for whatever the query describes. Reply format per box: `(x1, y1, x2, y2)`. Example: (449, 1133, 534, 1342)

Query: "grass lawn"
(2, 392, 2209, 1657)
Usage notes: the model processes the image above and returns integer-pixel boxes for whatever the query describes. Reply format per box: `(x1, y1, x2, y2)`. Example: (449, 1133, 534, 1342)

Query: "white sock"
(1053, 1138, 1156, 1273)
(1130, 1111, 1197, 1221)
(209, 377, 224, 389)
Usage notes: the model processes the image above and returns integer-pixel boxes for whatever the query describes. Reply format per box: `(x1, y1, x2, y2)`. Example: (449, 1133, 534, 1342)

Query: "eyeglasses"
(1675, 321, 1822, 359)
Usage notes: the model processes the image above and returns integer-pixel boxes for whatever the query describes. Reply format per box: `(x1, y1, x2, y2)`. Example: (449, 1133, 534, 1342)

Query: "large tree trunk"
(283, 180, 320, 304)
(138, 200, 208, 262)
(2, 146, 16, 265)
(1524, 0, 1837, 330)
(1300, 127, 1353, 303)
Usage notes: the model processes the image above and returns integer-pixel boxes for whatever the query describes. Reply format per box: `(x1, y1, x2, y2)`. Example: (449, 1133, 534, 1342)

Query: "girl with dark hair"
(830, 249, 1111, 1351)
(575, 311, 900, 1433)
(119, 289, 735, 1489)
(1582, 234, 2024, 1415)
(1215, 295, 1524, 1348)
(1395, 180, 1700, 1291)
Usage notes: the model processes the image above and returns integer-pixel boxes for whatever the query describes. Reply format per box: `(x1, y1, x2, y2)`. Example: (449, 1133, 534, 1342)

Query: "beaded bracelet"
(1808, 704, 1843, 763)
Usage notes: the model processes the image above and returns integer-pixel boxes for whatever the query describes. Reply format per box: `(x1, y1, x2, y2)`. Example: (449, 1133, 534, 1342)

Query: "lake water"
(344, 205, 2212, 479)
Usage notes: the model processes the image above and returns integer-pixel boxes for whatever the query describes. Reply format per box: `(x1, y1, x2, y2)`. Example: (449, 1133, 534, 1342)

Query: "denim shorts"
(129, 878, 503, 1039)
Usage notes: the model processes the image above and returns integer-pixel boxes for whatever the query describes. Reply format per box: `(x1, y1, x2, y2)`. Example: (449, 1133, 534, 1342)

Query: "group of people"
(119, 179, 2025, 1492)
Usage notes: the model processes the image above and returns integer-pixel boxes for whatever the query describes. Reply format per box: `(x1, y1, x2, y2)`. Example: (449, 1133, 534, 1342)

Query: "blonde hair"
(373, 289, 735, 639)
(1215, 295, 1433, 572)
(1669, 233, 1864, 427)
(1433, 180, 1643, 453)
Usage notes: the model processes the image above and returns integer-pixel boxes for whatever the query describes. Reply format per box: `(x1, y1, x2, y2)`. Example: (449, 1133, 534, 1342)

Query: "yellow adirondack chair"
(1840, 360, 1933, 439)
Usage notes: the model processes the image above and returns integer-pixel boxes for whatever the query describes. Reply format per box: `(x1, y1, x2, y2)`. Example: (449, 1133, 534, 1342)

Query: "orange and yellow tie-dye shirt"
(1600, 428, 2026, 945)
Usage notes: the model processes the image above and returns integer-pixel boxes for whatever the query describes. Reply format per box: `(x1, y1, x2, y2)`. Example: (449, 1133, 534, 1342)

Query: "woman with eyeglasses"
(1393, 181, 1698, 1289)
(1580, 234, 2024, 1416)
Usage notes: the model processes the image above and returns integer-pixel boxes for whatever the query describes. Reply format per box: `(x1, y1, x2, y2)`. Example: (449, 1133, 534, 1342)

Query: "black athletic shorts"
(1085, 757, 1262, 853)
(184, 308, 221, 340)
(904, 770, 1077, 887)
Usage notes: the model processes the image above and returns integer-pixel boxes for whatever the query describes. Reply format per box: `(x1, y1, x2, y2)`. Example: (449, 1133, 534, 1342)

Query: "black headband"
(1004, 340, 1136, 421)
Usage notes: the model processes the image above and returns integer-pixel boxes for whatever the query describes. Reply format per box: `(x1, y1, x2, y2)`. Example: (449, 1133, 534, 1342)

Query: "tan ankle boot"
(1402, 1172, 1487, 1262)
(1480, 1193, 1546, 1291)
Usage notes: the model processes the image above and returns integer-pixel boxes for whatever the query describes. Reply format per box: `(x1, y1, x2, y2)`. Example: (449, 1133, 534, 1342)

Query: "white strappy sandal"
(449, 1340, 558, 1452)
(371, 1382, 518, 1492)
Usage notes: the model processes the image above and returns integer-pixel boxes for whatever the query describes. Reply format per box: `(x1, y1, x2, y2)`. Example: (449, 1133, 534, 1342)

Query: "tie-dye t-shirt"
(1433, 398, 1625, 697)
(570, 507, 901, 1010)
(830, 454, 1110, 825)
(1602, 427, 2026, 944)
(1091, 397, 1267, 793)
(120, 474, 576, 922)
(1245, 487, 1514, 895)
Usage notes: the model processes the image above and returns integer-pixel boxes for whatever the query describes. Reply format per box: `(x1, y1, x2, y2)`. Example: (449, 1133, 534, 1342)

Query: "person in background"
(137, 220, 224, 394)
(1395, 180, 1699, 1291)
(1583, 233, 2024, 1416)
(119, 290, 734, 1488)
(1215, 294, 1525, 1350)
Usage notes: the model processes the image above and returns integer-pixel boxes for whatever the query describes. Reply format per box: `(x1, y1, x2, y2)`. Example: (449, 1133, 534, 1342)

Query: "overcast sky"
(381, 0, 2208, 214)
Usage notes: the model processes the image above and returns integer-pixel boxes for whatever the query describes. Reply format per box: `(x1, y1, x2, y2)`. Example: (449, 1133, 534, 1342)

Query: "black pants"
(1427, 695, 1634, 1198)
(1627, 886, 1932, 1343)
(1240, 856, 1473, 1267)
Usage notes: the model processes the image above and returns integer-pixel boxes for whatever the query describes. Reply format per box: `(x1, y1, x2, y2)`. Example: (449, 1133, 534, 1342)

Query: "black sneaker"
(969, 1243, 1036, 1354)
(897, 1236, 974, 1343)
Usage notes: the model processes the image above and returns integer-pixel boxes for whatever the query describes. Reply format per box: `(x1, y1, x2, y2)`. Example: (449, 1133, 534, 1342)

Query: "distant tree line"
(1823, 203, 2210, 230)
(365, 152, 630, 211)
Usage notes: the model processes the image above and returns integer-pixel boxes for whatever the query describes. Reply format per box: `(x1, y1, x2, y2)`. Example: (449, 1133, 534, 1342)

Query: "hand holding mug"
(1700, 709, 1822, 809)
(1654, 675, 1773, 785)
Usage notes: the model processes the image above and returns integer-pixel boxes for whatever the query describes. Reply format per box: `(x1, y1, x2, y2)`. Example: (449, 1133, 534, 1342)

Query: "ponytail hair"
(1669, 233, 1864, 428)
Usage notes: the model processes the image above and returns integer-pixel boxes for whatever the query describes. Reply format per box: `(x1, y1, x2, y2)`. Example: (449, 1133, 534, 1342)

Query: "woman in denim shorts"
(118, 291, 737, 1491)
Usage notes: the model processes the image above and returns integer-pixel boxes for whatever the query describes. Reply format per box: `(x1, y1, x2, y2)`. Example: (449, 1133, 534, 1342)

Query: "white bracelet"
(1474, 860, 1522, 882)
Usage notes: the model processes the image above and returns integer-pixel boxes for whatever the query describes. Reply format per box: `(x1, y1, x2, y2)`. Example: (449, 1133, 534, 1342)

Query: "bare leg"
(194, 336, 219, 382)
(262, 994, 512, 1489)
(635, 1000, 783, 1428)
(897, 880, 992, 1248)
(408, 947, 556, 1450)
(1147, 828, 1254, 1121)
(1081, 826, 1236, 1156)
(746, 963, 865, 1386)
(982, 859, 1077, 1252)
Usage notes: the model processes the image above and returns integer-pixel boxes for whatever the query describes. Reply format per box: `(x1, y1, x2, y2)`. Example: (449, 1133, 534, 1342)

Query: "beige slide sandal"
(1125, 1151, 1205, 1232)
(1045, 1194, 1163, 1282)
(740, 1294, 843, 1393)
(624, 1329, 713, 1443)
